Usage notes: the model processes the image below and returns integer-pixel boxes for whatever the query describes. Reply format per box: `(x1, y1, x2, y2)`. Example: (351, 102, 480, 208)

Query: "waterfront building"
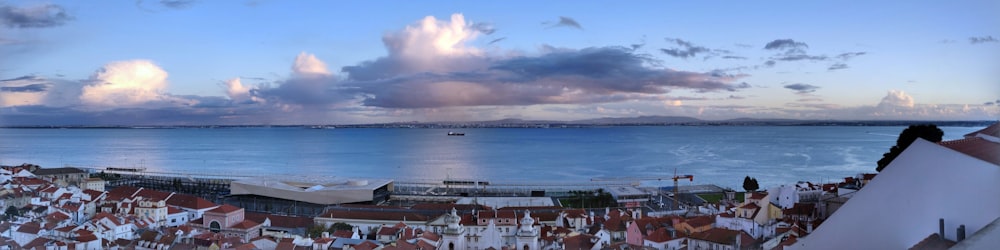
(787, 124, 1000, 249)
(29, 167, 88, 187)
(83, 177, 105, 192)
(229, 176, 393, 205)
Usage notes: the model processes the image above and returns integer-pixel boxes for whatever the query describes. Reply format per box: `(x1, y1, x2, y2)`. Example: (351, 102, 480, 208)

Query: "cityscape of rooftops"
(0, 1, 997, 249)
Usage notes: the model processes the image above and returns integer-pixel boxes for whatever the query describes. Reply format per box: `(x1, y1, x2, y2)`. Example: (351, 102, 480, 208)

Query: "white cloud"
(80, 60, 171, 107)
(221, 77, 257, 104)
(292, 52, 331, 77)
(877, 89, 915, 108)
(386, 13, 483, 59)
(344, 13, 490, 81)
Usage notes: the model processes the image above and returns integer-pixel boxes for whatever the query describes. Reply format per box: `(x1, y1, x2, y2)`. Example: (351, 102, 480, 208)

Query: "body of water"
(0, 126, 982, 189)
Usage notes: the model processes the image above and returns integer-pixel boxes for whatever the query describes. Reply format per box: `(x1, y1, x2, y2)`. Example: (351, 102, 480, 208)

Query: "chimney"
(806, 220, 813, 234)
(322, 231, 329, 238)
(957, 224, 966, 242)
(939, 218, 945, 240)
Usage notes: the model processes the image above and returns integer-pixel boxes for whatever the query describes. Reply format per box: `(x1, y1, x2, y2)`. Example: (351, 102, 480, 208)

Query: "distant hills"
(2, 116, 994, 128)
(342, 116, 993, 128)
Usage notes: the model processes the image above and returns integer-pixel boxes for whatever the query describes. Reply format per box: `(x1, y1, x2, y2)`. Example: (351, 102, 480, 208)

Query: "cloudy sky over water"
(0, 1, 998, 125)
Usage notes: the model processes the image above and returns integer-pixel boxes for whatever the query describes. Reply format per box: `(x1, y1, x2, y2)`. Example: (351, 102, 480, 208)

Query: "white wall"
(789, 139, 1000, 249)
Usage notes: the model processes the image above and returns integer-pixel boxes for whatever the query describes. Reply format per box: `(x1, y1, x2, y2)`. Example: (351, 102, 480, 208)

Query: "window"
(210, 221, 221, 233)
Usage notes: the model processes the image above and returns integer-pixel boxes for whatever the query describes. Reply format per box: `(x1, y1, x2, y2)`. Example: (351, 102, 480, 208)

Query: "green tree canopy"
(876, 124, 944, 172)
(329, 222, 353, 232)
(742, 176, 759, 192)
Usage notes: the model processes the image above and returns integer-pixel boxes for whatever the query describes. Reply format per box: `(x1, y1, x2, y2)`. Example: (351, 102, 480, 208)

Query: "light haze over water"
(0, 126, 982, 189)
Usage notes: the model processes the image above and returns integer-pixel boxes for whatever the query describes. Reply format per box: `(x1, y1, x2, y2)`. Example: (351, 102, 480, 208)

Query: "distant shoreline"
(0, 119, 994, 129)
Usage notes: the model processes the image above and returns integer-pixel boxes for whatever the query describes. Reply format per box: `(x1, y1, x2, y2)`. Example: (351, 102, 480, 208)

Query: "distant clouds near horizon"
(0, 1, 998, 125)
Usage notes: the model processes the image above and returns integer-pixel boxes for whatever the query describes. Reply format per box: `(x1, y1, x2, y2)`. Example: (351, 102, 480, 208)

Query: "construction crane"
(671, 169, 694, 210)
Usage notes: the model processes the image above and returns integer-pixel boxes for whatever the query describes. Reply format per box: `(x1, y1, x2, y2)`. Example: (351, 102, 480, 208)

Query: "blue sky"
(0, 0, 998, 125)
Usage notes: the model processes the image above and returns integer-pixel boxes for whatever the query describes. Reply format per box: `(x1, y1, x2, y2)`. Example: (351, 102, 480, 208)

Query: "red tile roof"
(230, 220, 260, 230)
(320, 210, 428, 222)
(646, 227, 677, 243)
(739, 202, 760, 210)
(245, 212, 313, 229)
(167, 206, 184, 214)
(167, 193, 218, 209)
(783, 203, 816, 216)
(409, 203, 490, 211)
(939, 137, 1000, 166)
(748, 192, 767, 200)
(73, 232, 96, 242)
(416, 240, 436, 249)
(275, 242, 295, 250)
(82, 189, 105, 199)
(420, 231, 440, 241)
(684, 216, 714, 229)
(16, 222, 42, 234)
(332, 230, 354, 238)
(603, 217, 626, 231)
(689, 227, 756, 246)
(964, 122, 1000, 138)
(134, 188, 172, 201)
(377, 226, 401, 236)
(207, 204, 242, 214)
(105, 186, 141, 201)
(46, 211, 70, 222)
(562, 234, 596, 250)
(353, 240, 380, 250)
(908, 233, 956, 250)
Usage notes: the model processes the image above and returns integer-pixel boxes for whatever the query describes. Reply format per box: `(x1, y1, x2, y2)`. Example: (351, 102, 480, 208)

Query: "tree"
(3, 206, 19, 220)
(742, 176, 759, 192)
(328, 222, 353, 232)
(876, 124, 944, 172)
(306, 224, 327, 238)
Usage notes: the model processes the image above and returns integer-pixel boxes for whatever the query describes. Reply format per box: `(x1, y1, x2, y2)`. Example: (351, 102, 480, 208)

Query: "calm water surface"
(0, 126, 981, 189)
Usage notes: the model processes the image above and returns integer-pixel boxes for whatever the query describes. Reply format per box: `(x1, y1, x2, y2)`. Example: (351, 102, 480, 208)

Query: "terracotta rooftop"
(748, 192, 767, 200)
(331, 230, 355, 238)
(207, 204, 242, 214)
(939, 137, 1000, 166)
(230, 220, 260, 230)
(167, 193, 218, 209)
(105, 186, 141, 201)
(320, 210, 427, 222)
(690, 227, 756, 246)
(134, 188, 172, 201)
(646, 227, 678, 243)
(377, 226, 401, 236)
(783, 203, 816, 216)
(562, 233, 596, 250)
(353, 240, 380, 250)
(964, 122, 1000, 138)
(245, 212, 313, 229)
(16, 222, 41, 234)
(908, 233, 956, 250)
(409, 203, 490, 211)
(685, 215, 715, 228)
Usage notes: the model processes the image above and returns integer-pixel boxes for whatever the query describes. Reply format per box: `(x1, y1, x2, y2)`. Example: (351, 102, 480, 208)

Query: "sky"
(0, 0, 998, 125)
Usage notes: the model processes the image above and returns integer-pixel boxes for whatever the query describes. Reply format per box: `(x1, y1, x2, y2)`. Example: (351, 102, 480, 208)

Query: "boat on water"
(447, 132, 465, 136)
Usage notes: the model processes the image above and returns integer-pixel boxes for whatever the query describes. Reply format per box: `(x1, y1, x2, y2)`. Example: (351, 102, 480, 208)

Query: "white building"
(788, 133, 1000, 249)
